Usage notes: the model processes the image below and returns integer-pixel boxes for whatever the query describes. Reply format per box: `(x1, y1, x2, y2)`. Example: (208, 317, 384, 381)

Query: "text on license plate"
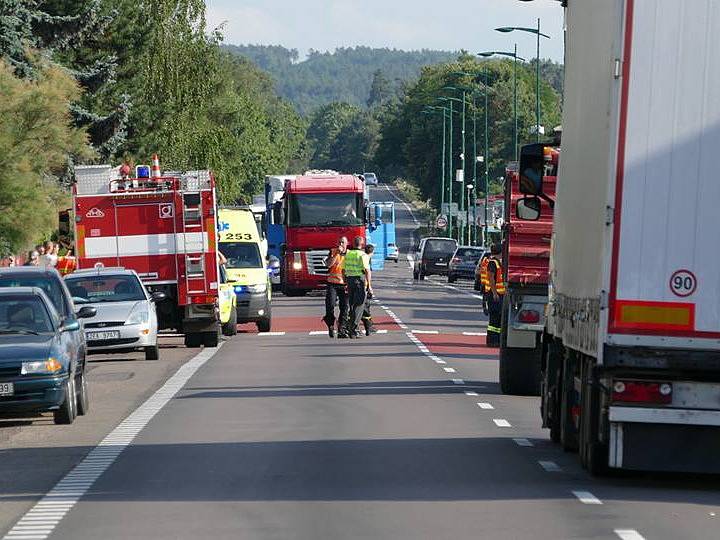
(0, 382, 14, 396)
(86, 331, 120, 341)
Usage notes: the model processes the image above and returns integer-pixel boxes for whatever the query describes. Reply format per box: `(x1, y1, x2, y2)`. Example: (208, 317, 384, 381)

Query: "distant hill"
(223, 45, 457, 115)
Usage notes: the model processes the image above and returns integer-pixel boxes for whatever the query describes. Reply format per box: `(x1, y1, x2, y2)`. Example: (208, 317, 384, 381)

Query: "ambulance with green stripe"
(218, 209, 272, 332)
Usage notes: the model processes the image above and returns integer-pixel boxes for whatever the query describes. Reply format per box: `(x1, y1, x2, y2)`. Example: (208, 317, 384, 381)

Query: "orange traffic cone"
(151, 154, 161, 178)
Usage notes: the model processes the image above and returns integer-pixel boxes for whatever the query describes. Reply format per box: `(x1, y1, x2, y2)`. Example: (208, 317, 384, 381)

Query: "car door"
(58, 279, 84, 374)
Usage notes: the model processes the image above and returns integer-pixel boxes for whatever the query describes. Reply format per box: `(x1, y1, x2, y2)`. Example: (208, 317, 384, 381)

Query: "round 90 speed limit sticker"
(669, 269, 697, 297)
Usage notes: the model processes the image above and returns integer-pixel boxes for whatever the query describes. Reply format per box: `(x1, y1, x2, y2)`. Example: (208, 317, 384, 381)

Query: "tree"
(0, 60, 92, 255)
(306, 102, 363, 168)
(367, 69, 391, 108)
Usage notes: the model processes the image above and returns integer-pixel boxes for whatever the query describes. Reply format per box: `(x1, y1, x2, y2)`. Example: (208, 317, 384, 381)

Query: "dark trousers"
(324, 283, 348, 330)
(486, 293, 503, 347)
(347, 276, 367, 334)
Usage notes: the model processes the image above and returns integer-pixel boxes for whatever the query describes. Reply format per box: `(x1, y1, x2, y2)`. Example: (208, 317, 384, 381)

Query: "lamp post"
(466, 184, 474, 245)
(496, 19, 550, 142)
(422, 106, 449, 236)
(478, 46, 525, 161)
(442, 86, 467, 243)
(437, 97, 454, 238)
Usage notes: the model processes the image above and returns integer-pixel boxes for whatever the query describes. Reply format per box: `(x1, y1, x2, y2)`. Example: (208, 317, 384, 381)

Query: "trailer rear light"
(612, 380, 672, 404)
(517, 309, 540, 323)
(191, 295, 217, 305)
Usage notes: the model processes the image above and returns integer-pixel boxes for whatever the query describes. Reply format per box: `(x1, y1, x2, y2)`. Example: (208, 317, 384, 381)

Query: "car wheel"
(54, 377, 76, 425)
(184, 333, 203, 348)
(448, 274, 456, 283)
(222, 307, 238, 336)
(204, 330, 220, 348)
(257, 317, 272, 333)
(75, 370, 89, 416)
(145, 344, 160, 361)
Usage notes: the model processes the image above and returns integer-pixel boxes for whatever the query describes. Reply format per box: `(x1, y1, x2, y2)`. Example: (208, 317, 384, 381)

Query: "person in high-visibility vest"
(55, 248, 77, 276)
(323, 236, 349, 338)
(484, 243, 506, 347)
(342, 235, 372, 339)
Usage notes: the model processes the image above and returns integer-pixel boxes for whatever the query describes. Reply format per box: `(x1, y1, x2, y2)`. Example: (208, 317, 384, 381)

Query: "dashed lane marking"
(259, 331, 286, 336)
(493, 419, 512, 427)
(538, 460, 562, 472)
(477, 402, 494, 409)
(411, 329, 439, 334)
(513, 438, 534, 447)
(614, 530, 646, 540)
(465, 391, 479, 397)
(1, 345, 223, 540)
(308, 330, 327, 335)
(443, 367, 456, 373)
(376, 329, 388, 334)
(572, 491, 603, 505)
(462, 331, 487, 336)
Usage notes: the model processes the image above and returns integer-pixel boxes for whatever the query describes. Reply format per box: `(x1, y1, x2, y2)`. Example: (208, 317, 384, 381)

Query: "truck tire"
(222, 308, 238, 337)
(560, 351, 580, 452)
(184, 333, 202, 348)
(498, 300, 542, 396)
(579, 357, 610, 476)
(203, 330, 219, 348)
(283, 288, 307, 297)
(541, 338, 563, 444)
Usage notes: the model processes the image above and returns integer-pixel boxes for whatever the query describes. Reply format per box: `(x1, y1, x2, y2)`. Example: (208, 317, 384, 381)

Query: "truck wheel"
(283, 288, 307, 297)
(144, 345, 160, 360)
(184, 333, 202, 348)
(75, 370, 89, 416)
(54, 377, 76, 425)
(579, 357, 610, 475)
(541, 339, 562, 444)
(560, 351, 580, 452)
(203, 330, 220, 348)
(222, 308, 238, 337)
(498, 300, 541, 396)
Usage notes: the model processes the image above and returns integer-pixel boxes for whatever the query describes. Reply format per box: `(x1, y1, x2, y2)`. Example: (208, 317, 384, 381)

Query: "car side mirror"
(268, 256, 280, 270)
(62, 320, 81, 332)
(76, 306, 96, 319)
(151, 291, 167, 302)
(518, 143, 548, 195)
(516, 196, 542, 221)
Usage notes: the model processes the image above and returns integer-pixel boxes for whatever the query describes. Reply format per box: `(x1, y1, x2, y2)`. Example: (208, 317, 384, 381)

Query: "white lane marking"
(443, 367, 456, 373)
(472, 294, 484, 300)
(376, 329, 388, 334)
(308, 330, 327, 335)
(572, 491, 603, 505)
(538, 460, 562, 472)
(259, 331, 285, 336)
(477, 402, 494, 409)
(513, 438, 534, 447)
(493, 419, 512, 427)
(465, 391, 479, 397)
(615, 530, 646, 540)
(1, 345, 223, 540)
(463, 331, 487, 336)
(411, 329, 439, 334)
(434, 359, 447, 365)
(452, 379, 465, 385)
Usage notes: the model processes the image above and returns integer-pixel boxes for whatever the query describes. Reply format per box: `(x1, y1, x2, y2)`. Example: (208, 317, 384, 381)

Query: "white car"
(65, 267, 165, 360)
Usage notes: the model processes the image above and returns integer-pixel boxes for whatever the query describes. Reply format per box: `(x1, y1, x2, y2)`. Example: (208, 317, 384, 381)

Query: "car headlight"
(125, 306, 150, 325)
(248, 283, 267, 294)
(22, 357, 63, 375)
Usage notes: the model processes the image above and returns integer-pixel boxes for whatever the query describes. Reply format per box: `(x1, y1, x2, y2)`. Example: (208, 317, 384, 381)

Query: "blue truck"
(366, 201, 397, 270)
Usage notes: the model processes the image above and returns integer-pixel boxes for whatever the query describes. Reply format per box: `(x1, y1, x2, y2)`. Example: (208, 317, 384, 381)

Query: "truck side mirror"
(374, 205, 382, 224)
(272, 201, 284, 224)
(518, 143, 548, 195)
(516, 196, 541, 221)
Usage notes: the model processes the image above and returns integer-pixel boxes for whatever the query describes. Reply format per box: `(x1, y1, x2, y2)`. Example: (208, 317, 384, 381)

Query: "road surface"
(1, 185, 719, 540)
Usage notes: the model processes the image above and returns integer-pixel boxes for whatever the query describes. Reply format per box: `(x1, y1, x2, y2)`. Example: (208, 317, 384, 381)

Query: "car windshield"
(0, 295, 54, 334)
(0, 276, 66, 317)
(364, 174, 377, 181)
(221, 242, 262, 269)
(424, 239, 457, 256)
(66, 275, 146, 303)
(456, 248, 483, 260)
(288, 193, 363, 227)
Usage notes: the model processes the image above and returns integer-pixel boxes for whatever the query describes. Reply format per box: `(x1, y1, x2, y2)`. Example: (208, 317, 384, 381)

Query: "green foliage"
(224, 45, 456, 115)
(0, 60, 92, 255)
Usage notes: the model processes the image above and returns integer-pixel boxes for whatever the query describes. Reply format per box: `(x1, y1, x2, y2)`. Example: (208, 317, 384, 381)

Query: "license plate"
(435, 262, 448, 266)
(0, 382, 13, 396)
(86, 330, 120, 341)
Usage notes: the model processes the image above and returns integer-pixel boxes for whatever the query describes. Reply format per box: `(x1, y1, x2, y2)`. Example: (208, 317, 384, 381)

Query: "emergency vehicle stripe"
(84, 233, 209, 258)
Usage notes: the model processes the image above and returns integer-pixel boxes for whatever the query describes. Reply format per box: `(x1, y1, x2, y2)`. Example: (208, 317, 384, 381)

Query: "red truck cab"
(281, 173, 366, 296)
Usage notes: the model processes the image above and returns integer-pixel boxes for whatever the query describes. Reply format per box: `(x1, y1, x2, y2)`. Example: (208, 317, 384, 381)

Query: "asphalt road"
(2, 184, 720, 540)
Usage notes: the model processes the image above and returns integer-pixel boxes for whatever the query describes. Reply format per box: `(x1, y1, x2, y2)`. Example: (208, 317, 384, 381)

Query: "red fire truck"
(72, 162, 224, 347)
(499, 146, 558, 395)
(279, 173, 367, 296)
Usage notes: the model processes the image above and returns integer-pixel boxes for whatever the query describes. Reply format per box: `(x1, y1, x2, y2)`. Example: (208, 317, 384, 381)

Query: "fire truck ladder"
(181, 191, 208, 295)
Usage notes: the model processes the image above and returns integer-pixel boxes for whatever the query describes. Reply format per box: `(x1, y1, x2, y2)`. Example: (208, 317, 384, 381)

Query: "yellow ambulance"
(218, 208, 272, 331)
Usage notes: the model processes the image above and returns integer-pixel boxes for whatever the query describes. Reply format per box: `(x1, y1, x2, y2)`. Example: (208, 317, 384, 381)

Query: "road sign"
(455, 169, 464, 183)
(436, 214, 448, 229)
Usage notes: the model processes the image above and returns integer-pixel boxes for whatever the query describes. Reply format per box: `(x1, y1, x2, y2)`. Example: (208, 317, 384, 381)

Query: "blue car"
(0, 287, 95, 424)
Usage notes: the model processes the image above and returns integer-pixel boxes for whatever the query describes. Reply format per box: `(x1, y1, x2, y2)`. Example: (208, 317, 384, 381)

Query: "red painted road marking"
(413, 333, 499, 356)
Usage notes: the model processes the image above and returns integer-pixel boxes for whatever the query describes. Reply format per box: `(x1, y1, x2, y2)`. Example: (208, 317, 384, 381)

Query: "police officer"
(323, 236, 349, 338)
(343, 236, 372, 339)
(483, 243, 505, 347)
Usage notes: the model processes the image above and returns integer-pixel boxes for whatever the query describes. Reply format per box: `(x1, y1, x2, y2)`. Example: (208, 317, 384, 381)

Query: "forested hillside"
(223, 45, 456, 114)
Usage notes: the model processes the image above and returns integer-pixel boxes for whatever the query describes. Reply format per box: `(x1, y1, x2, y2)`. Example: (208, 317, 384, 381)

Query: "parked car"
(413, 237, 458, 279)
(0, 287, 94, 424)
(363, 172, 379, 185)
(474, 251, 492, 291)
(448, 246, 485, 283)
(386, 243, 399, 263)
(65, 267, 164, 360)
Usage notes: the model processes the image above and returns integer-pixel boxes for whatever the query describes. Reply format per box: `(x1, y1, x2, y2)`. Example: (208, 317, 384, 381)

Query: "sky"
(206, 0, 565, 63)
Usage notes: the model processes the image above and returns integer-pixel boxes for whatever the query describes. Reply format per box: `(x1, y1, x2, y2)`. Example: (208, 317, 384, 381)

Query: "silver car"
(64, 268, 164, 360)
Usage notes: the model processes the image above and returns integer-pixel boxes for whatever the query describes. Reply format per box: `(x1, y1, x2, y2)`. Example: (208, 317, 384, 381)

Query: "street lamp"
(422, 106, 449, 235)
(443, 86, 469, 243)
(496, 19, 550, 142)
(479, 47, 526, 161)
(466, 184, 475, 245)
(437, 97, 456, 238)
